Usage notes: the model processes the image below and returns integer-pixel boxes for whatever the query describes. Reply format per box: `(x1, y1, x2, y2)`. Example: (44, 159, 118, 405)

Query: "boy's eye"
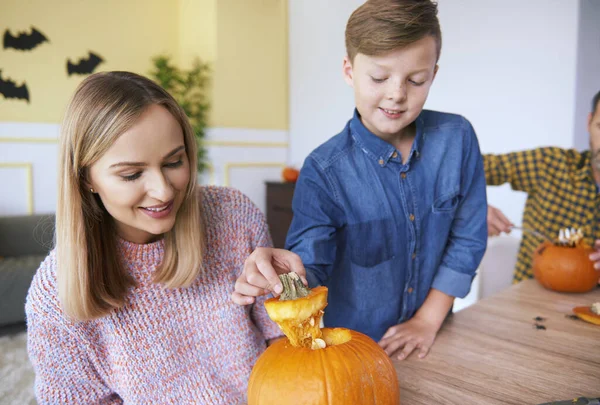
(408, 79, 425, 86)
(370, 76, 386, 83)
(165, 159, 183, 168)
(122, 172, 142, 182)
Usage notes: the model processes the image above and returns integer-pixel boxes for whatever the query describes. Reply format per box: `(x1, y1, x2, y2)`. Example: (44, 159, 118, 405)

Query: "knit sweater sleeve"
(26, 254, 122, 405)
(228, 188, 282, 341)
(249, 216, 284, 341)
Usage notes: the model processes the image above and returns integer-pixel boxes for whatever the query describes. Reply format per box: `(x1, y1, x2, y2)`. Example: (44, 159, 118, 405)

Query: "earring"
(90, 188, 95, 193)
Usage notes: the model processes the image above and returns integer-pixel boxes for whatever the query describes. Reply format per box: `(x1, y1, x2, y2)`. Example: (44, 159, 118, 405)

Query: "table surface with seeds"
(394, 279, 600, 404)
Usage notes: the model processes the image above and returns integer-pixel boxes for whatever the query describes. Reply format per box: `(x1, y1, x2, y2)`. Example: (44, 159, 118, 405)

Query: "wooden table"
(394, 280, 600, 404)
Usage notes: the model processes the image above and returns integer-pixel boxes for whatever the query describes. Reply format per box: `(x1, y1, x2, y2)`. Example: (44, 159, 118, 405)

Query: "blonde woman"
(25, 71, 301, 404)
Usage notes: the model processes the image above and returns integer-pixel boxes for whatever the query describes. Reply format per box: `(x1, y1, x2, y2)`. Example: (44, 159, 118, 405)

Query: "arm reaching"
(378, 288, 453, 360)
(487, 204, 513, 236)
(483, 148, 549, 193)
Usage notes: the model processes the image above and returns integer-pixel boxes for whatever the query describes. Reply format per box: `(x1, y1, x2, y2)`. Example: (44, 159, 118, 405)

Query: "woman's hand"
(231, 247, 307, 305)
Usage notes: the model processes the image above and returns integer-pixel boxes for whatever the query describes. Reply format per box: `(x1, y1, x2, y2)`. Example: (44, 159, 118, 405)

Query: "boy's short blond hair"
(345, 0, 442, 62)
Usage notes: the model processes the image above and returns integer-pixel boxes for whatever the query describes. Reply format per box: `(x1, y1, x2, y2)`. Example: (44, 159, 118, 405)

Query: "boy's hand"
(379, 288, 452, 360)
(378, 315, 439, 360)
(231, 247, 307, 306)
(487, 204, 513, 236)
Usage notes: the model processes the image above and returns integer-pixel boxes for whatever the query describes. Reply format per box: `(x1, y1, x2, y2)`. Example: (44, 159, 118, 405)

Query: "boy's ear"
(433, 64, 439, 81)
(588, 112, 593, 131)
(342, 56, 354, 87)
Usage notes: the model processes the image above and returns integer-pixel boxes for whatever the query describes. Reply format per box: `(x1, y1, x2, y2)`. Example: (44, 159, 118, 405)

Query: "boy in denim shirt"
(234, 0, 487, 361)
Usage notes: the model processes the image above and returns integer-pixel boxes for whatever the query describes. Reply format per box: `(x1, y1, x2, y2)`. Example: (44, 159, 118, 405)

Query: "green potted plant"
(148, 55, 210, 172)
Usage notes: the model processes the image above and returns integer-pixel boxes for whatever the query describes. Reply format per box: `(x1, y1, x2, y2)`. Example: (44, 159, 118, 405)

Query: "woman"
(26, 71, 288, 404)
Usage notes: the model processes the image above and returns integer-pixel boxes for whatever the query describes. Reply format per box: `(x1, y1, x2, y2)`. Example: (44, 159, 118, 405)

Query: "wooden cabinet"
(265, 181, 295, 248)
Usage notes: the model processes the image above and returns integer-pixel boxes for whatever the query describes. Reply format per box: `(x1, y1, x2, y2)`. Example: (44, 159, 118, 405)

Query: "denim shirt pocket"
(432, 190, 462, 214)
(346, 218, 397, 268)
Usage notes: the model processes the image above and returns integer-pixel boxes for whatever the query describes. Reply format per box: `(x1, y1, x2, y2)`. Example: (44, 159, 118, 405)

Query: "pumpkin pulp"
(264, 273, 329, 349)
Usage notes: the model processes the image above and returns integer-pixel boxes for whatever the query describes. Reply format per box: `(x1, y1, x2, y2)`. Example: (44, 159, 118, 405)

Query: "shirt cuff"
(431, 264, 476, 298)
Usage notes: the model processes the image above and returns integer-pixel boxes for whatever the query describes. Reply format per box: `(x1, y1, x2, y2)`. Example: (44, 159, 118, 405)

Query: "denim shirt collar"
(349, 109, 424, 166)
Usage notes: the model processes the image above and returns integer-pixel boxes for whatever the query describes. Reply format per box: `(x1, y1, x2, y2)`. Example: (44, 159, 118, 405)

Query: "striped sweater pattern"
(26, 186, 281, 404)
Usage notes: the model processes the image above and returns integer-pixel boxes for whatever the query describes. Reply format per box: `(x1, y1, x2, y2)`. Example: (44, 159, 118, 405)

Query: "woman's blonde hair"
(57, 71, 204, 321)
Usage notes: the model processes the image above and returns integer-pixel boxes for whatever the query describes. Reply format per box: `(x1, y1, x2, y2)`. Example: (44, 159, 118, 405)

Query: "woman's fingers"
(245, 248, 283, 294)
(231, 291, 255, 305)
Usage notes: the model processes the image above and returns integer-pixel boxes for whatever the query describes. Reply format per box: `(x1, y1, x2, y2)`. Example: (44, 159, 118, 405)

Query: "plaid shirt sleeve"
(483, 148, 549, 193)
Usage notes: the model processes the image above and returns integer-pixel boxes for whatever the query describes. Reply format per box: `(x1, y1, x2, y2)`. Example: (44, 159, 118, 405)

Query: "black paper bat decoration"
(66, 51, 104, 75)
(0, 70, 30, 103)
(3, 27, 49, 51)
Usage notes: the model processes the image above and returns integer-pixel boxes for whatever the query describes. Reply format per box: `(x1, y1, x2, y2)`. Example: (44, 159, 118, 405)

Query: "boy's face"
(343, 36, 438, 140)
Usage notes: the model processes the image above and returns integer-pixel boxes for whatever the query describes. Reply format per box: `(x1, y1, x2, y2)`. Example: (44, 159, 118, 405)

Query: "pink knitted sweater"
(26, 186, 281, 404)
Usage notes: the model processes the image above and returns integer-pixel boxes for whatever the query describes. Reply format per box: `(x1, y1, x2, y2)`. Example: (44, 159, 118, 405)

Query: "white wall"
(0, 123, 59, 215)
(288, 0, 363, 167)
(573, 0, 600, 151)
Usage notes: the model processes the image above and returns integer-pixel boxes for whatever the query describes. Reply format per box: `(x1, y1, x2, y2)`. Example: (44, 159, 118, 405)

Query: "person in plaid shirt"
(485, 89, 600, 283)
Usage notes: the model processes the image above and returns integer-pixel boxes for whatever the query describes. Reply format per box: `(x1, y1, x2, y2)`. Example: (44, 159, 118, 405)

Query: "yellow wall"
(213, 0, 288, 130)
(178, 0, 216, 66)
(0, 0, 288, 130)
(0, 0, 178, 123)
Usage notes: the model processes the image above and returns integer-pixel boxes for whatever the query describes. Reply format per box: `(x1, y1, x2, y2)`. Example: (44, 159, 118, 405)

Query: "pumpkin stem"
(278, 273, 310, 300)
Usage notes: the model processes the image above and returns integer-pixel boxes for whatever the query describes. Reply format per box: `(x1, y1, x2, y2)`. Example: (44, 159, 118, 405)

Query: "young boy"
(233, 0, 487, 361)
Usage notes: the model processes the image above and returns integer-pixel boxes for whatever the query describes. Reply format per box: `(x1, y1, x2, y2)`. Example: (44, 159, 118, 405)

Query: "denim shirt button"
(409, 214, 415, 221)
(407, 287, 414, 293)
(401, 172, 407, 179)
(392, 152, 398, 158)
(378, 158, 384, 166)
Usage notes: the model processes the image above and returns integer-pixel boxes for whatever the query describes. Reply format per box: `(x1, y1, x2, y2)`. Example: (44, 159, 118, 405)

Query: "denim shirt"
(286, 109, 487, 341)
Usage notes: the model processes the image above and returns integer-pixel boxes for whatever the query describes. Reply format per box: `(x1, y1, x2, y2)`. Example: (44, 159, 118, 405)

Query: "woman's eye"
(371, 76, 386, 83)
(122, 172, 142, 182)
(165, 159, 183, 168)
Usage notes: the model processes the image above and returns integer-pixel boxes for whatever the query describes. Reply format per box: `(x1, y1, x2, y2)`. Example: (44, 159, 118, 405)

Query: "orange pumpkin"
(532, 241, 600, 293)
(248, 273, 400, 405)
(572, 305, 600, 326)
(248, 328, 400, 405)
(281, 167, 299, 183)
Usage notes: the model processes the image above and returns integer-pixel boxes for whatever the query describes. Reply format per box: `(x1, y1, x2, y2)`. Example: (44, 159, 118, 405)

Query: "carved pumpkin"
(248, 274, 400, 405)
(281, 167, 299, 183)
(532, 241, 600, 293)
(573, 305, 600, 326)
